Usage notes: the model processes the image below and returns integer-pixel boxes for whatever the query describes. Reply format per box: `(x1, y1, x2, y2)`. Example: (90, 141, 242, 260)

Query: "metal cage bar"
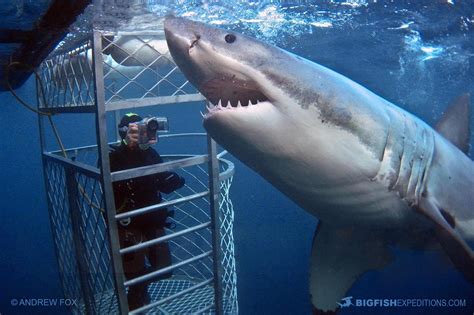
(92, 31, 129, 314)
(208, 136, 225, 315)
(111, 155, 209, 182)
(115, 190, 210, 221)
(120, 221, 212, 255)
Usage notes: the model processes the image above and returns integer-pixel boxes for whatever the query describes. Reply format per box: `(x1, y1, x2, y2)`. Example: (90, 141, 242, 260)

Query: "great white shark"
(163, 16, 474, 313)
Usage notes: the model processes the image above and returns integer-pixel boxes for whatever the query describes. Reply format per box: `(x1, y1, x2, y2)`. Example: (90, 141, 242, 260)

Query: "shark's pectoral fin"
(416, 198, 474, 282)
(310, 222, 393, 312)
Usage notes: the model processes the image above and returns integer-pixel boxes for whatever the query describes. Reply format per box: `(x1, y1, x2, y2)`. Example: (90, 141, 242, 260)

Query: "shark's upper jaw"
(203, 99, 269, 119)
(164, 15, 271, 118)
(200, 75, 268, 109)
(200, 74, 270, 120)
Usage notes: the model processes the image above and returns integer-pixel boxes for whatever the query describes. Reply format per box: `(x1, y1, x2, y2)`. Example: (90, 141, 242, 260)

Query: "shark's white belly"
(272, 166, 418, 229)
(252, 116, 428, 230)
(305, 179, 417, 227)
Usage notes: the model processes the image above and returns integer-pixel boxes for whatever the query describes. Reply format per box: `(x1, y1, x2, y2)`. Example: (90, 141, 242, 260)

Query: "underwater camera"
(120, 117, 169, 144)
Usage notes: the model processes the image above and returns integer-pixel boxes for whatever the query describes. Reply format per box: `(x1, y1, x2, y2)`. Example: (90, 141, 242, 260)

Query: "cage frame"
(36, 28, 238, 314)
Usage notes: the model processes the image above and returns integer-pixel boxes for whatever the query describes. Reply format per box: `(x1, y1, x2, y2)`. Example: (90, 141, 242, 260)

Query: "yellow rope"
(7, 61, 106, 214)
(5, 62, 52, 116)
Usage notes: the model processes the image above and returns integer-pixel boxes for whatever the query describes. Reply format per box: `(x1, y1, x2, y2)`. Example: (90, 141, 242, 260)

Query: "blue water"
(1, 1, 474, 314)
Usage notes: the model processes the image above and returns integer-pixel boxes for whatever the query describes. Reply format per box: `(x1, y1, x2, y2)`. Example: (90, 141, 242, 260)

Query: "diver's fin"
(415, 198, 474, 282)
(435, 93, 471, 154)
(310, 223, 393, 312)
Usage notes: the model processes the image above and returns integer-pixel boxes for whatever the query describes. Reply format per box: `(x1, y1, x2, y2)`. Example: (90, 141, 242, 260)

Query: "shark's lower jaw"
(202, 99, 268, 119)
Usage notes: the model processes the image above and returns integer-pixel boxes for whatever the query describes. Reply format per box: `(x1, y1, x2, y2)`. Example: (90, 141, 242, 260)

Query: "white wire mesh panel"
(44, 160, 84, 310)
(165, 162, 213, 279)
(147, 279, 214, 314)
(101, 34, 198, 104)
(218, 176, 238, 314)
(37, 31, 202, 111)
(75, 171, 119, 313)
(44, 156, 120, 315)
(153, 157, 238, 314)
(38, 38, 96, 109)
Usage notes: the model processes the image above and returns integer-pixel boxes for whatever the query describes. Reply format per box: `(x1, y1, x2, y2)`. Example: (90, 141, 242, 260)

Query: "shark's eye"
(225, 34, 236, 43)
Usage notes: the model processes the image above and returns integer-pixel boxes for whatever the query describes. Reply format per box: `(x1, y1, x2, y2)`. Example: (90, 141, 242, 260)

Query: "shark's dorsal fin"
(435, 93, 471, 154)
(310, 223, 393, 313)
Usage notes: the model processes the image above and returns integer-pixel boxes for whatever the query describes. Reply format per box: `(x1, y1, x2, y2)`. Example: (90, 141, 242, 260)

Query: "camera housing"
(120, 117, 169, 144)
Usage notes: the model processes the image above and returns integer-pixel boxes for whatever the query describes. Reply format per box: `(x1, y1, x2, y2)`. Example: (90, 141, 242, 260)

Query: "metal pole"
(36, 76, 72, 308)
(207, 135, 224, 315)
(92, 30, 129, 315)
(120, 221, 212, 255)
(65, 167, 95, 315)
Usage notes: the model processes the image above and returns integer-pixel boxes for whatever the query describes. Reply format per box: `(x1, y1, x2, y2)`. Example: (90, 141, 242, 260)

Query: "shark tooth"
(227, 100, 232, 108)
(237, 100, 242, 107)
(248, 100, 253, 106)
(217, 99, 222, 107)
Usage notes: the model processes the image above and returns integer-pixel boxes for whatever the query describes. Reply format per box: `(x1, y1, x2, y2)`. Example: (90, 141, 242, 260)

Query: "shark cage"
(36, 28, 238, 315)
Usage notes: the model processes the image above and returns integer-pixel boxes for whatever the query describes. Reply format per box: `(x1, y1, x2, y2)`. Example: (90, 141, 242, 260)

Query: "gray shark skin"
(164, 16, 474, 312)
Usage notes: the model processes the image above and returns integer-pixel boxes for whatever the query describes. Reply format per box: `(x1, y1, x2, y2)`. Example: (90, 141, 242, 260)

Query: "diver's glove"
(167, 173, 185, 190)
(159, 173, 185, 193)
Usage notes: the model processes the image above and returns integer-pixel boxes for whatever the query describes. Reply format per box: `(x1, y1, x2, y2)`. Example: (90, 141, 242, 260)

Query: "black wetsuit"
(109, 143, 185, 310)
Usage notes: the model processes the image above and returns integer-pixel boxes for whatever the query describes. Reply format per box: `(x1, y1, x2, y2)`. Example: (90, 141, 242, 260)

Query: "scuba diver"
(109, 112, 185, 311)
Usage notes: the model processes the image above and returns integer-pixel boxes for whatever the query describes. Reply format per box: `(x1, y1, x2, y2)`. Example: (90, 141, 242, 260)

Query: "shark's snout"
(164, 16, 269, 109)
(163, 15, 186, 36)
(164, 16, 207, 90)
(164, 16, 192, 54)
(164, 16, 203, 49)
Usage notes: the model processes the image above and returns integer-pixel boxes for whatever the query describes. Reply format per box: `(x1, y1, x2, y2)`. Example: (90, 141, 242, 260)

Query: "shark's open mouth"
(203, 98, 264, 118)
(200, 75, 268, 109)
